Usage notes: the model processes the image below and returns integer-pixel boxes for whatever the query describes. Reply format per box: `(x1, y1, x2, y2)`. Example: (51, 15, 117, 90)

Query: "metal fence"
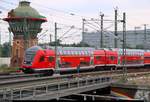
(0, 76, 111, 101)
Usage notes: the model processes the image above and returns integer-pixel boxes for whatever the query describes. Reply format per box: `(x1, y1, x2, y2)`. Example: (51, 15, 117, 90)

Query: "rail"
(0, 73, 41, 80)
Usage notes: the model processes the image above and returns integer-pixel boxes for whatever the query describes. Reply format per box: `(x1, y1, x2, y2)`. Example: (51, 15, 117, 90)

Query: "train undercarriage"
(20, 64, 150, 76)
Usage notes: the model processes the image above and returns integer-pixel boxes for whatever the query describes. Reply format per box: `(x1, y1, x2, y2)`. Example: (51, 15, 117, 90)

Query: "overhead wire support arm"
(84, 19, 113, 22)
(84, 20, 101, 29)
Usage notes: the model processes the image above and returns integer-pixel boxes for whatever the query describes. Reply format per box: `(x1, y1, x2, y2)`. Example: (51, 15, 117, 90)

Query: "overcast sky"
(0, 0, 150, 44)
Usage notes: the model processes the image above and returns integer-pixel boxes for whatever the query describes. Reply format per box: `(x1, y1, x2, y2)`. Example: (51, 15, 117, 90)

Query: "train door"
(93, 50, 106, 70)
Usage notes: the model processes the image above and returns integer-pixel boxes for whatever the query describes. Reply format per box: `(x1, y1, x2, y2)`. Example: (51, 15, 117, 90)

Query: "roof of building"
(7, 1, 46, 19)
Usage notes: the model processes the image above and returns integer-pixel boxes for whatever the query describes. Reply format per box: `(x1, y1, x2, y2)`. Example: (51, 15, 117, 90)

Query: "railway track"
(0, 68, 149, 81)
(0, 66, 149, 80)
(0, 73, 41, 80)
(0, 69, 149, 89)
(0, 69, 119, 83)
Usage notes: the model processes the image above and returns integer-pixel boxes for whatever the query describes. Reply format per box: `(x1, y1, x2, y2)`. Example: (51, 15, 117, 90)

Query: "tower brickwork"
(4, 1, 47, 67)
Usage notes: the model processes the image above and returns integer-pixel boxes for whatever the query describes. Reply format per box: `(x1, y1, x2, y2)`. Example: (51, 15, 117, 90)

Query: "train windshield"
(25, 51, 36, 62)
(24, 46, 42, 65)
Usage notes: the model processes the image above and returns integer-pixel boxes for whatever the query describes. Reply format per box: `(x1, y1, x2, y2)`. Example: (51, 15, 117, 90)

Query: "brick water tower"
(3, 1, 47, 67)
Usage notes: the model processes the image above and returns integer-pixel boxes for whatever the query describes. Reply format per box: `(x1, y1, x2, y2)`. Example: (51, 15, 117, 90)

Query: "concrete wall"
(0, 57, 10, 66)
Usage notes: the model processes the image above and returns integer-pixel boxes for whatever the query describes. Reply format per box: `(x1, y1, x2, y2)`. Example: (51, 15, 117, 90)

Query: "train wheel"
(22, 68, 34, 74)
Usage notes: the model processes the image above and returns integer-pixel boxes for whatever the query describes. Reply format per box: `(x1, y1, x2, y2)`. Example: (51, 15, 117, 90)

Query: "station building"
(82, 29, 150, 49)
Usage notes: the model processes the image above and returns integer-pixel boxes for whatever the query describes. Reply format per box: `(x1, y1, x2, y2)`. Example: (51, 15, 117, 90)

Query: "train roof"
(53, 46, 95, 56)
(29, 46, 95, 56)
(27, 46, 149, 56)
(43, 46, 95, 51)
(26, 46, 43, 52)
(111, 48, 144, 55)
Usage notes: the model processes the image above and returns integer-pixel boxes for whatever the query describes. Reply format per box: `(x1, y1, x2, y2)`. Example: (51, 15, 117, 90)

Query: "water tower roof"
(11, 1, 46, 19)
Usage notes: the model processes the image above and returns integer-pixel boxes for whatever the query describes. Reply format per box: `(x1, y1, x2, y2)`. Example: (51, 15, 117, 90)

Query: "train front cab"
(21, 46, 43, 73)
(22, 47, 55, 75)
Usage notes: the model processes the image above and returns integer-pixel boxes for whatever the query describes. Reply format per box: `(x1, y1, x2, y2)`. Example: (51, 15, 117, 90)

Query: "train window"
(75, 51, 78, 55)
(110, 56, 115, 60)
(49, 56, 54, 62)
(39, 56, 44, 62)
(144, 57, 150, 59)
(61, 62, 71, 68)
(60, 50, 63, 55)
(96, 56, 101, 60)
(80, 61, 89, 66)
(81, 51, 84, 55)
(72, 51, 74, 55)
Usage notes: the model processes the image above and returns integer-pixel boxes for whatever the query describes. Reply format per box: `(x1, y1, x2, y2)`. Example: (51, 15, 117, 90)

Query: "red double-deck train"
(21, 46, 150, 75)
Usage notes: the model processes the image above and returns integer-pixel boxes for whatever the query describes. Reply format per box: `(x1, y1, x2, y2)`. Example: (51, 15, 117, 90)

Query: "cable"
(60, 28, 81, 40)
(85, 20, 100, 29)
(0, 0, 83, 23)
(58, 26, 74, 40)
(31, 1, 94, 19)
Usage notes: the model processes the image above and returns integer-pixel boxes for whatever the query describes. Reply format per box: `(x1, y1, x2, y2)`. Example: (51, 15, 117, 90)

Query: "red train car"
(93, 49, 118, 70)
(21, 46, 95, 74)
(144, 51, 150, 67)
(21, 46, 150, 75)
(113, 49, 144, 68)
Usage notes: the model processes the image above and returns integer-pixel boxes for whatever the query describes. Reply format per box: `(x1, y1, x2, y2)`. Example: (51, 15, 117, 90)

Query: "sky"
(0, 0, 150, 44)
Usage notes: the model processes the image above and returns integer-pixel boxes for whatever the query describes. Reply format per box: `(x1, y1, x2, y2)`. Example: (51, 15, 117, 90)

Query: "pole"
(82, 19, 85, 46)
(144, 24, 147, 51)
(134, 27, 137, 48)
(114, 9, 118, 48)
(0, 28, 1, 45)
(0, 11, 1, 57)
(100, 13, 104, 48)
(49, 34, 52, 46)
(0, 27, 1, 57)
(122, 12, 127, 82)
(55, 22, 59, 73)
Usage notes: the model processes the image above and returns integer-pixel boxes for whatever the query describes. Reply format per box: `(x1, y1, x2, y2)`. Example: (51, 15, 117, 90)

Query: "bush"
(0, 65, 19, 73)
(0, 64, 8, 68)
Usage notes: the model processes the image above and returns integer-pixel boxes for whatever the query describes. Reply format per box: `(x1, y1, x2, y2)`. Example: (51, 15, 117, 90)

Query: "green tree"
(0, 45, 2, 57)
(1, 42, 11, 57)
